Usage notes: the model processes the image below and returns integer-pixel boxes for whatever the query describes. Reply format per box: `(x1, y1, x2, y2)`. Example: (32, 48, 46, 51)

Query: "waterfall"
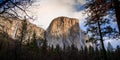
(13, 23, 19, 39)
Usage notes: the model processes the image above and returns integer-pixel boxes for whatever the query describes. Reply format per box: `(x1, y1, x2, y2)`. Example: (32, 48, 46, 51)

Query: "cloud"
(28, 0, 87, 29)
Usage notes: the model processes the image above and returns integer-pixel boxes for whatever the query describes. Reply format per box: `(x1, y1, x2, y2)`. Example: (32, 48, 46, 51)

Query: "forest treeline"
(0, 32, 120, 60)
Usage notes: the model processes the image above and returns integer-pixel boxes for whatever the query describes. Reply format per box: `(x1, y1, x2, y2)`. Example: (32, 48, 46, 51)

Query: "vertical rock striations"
(46, 16, 87, 49)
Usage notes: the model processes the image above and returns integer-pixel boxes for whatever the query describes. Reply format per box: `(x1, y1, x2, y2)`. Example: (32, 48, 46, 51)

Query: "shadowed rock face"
(46, 16, 87, 49)
(0, 16, 45, 44)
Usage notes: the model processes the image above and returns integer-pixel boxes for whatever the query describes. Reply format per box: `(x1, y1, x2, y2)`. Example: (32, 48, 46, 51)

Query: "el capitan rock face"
(46, 16, 87, 49)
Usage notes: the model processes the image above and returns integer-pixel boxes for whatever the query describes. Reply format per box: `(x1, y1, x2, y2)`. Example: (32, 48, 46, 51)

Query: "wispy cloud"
(28, 0, 87, 29)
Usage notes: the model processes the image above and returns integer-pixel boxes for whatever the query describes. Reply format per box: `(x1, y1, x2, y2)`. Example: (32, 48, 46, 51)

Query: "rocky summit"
(46, 16, 88, 49)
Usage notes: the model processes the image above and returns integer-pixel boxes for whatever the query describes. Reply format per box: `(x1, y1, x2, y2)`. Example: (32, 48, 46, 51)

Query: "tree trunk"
(113, 0, 120, 34)
(98, 21, 107, 60)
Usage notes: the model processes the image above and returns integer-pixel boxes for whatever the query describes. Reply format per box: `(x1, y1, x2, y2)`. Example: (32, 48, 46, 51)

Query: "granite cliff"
(46, 16, 88, 49)
(0, 16, 45, 44)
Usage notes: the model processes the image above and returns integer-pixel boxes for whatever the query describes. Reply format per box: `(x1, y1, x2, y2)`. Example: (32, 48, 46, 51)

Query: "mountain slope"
(0, 16, 45, 44)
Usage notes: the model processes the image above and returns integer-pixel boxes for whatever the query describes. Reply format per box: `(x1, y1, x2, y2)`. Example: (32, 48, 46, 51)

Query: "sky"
(27, 0, 87, 30)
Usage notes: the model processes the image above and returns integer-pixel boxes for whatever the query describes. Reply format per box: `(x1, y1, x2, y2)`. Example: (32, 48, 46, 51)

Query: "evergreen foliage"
(0, 33, 120, 60)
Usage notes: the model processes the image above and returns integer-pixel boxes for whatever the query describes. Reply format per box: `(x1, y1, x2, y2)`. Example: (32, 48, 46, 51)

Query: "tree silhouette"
(0, 0, 34, 18)
(84, 0, 117, 60)
(107, 42, 113, 52)
(112, 0, 120, 35)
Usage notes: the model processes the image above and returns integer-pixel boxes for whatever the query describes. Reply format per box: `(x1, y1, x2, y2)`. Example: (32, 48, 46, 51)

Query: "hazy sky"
(27, 0, 87, 29)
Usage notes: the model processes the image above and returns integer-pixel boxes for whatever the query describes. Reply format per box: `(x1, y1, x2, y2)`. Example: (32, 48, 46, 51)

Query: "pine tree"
(84, 0, 117, 60)
(20, 18, 27, 44)
(30, 31, 38, 49)
(112, 0, 120, 34)
(107, 42, 113, 52)
(40, 39, 48, 60)
(15, 17, 27, 60)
